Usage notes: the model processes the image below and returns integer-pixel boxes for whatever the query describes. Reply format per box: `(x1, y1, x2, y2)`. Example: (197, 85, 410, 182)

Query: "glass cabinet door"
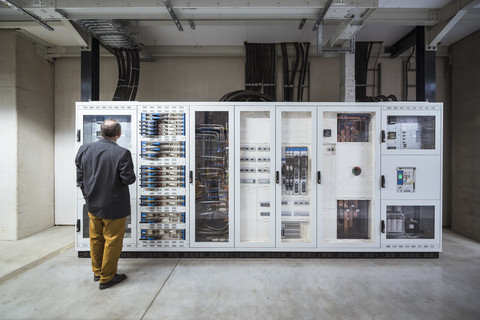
(76, 199, 136, 250)
(319, 109, 380, 248)
(235, 107, 276, 247)
(381, 105, 442, 155)
(276, 107, 316, 247)
(190, 107, 234, 247)
(381, 200, 441, 250)
(75, 107, 138, 250)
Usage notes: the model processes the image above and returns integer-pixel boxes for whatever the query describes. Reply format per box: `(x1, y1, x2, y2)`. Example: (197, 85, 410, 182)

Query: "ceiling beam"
(0, 0, 53, 30)
(427, 0, 480, 49)
(61, 19, 89, 47)
(389, 27, 416, 58)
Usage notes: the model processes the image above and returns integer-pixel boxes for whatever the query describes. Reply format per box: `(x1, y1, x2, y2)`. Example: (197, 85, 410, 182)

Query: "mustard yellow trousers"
(88, 212, 126, 284)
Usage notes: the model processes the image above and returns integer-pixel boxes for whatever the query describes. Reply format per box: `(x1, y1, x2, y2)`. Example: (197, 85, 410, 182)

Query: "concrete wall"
(0, 30, 18, 240)
(16, 36, 55, 239)
(451, 30, 480, 242)
(0, 31, 54, 240)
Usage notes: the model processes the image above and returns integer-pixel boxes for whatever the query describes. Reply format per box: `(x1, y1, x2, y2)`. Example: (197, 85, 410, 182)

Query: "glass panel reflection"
(322, 112, 376, 242)
(83, 115, 132, 149)
(280, 111, 312, 243)
(195, 111, 230, 242)
(386, 116, 435, 150)
(386, 205, 434, 239)
(239, 111, 272, 243)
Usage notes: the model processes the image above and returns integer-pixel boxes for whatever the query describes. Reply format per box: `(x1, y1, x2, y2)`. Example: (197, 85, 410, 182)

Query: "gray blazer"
(75, 138, 136, 219)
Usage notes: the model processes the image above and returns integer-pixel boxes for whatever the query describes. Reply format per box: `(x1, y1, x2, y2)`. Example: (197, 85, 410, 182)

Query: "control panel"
(138, 107, 188, 248)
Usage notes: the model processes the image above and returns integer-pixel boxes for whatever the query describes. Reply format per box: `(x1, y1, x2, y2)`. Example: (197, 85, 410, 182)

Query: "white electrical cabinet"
(75, 102, 443, 255)
(380, 104, 443, 251)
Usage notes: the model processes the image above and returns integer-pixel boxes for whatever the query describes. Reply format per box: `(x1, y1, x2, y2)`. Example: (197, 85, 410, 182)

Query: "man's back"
(76, 138, 136, 219)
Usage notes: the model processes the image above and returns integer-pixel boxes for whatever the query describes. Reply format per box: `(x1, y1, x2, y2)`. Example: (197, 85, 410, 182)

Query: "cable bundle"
(244, 43, 277, 100)
(281, 42, 310, 101)
(219, 90, 275, 102)
(113, 48, 140, 101)
(357, 94, 398, 102)
(355, 42, 373, 101)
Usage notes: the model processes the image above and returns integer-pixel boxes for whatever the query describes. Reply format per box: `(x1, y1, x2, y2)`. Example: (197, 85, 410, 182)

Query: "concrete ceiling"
(0, 0, 479, 57)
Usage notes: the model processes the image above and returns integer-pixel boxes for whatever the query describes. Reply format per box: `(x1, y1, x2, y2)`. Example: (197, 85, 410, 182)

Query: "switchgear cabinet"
(75, 102, 443, 255)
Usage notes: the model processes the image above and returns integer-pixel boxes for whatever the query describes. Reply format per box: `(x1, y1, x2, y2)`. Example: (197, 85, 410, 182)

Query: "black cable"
(300, 43, 310, 101)
(289, 43, 300, 101)
(130, 48, 140, 101)
(405, 46, 415, 101)
(112, 49, 122, 101)
(281, 43, 289, 101)
(218, 90, 275, 102)
(296, 43, 305, 101)
(122, 48, 132, 101)
(117, 49, 127, 101)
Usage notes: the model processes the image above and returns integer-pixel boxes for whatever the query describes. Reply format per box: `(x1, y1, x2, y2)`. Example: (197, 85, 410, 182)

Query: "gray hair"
(101, 119, 121, 138)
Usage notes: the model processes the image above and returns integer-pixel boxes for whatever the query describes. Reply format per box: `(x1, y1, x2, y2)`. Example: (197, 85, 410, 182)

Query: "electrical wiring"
(112, 47, 141, 101)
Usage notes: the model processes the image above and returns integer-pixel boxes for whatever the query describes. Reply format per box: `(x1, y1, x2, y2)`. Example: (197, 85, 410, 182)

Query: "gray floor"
(0, 229, 479, 320)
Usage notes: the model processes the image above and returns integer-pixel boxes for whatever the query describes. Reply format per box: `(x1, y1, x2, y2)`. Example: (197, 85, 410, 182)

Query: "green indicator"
(399, 174, 403, 179)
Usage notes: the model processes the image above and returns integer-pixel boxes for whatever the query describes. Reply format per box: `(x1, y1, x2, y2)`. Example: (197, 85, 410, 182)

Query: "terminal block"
(139, 113, 185, 136)
(140, 228, 185, 241)
(140, 212, 185, 224)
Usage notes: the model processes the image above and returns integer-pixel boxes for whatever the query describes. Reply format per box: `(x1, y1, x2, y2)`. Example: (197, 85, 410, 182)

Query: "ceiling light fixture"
(0, 0, 54, 31)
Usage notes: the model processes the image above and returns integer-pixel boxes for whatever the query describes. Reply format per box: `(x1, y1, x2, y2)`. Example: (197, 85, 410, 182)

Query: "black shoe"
(99, 274, 127, 290)
(94, 275, 100, 282)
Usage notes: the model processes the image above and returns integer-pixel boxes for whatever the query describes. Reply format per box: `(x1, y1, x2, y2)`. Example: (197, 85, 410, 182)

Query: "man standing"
(75, 119, 136, 290)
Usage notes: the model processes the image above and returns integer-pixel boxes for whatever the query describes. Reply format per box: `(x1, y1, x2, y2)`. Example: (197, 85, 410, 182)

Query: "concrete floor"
(0, 228, 479, 320)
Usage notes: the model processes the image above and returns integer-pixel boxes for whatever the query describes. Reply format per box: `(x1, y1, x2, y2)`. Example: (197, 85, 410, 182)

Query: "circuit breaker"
(396, 167, 416, 192)
(277, 108, 315, 246)
(386, 116, 435, 150)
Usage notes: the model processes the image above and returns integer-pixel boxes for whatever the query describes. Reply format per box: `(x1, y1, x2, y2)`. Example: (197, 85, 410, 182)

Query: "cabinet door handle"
(76, 129, 81, 142)
(381, 175, 385, 188)
(317, 171, 321, 184)
(189, 171, 193, 184)
(276, 171, 279, 184)
(381, 130, 385, 143)
(381, 220, 385, 233)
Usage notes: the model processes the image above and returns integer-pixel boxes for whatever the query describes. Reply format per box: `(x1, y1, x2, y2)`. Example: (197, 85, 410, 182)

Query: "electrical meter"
(396, 167, 416, 192)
